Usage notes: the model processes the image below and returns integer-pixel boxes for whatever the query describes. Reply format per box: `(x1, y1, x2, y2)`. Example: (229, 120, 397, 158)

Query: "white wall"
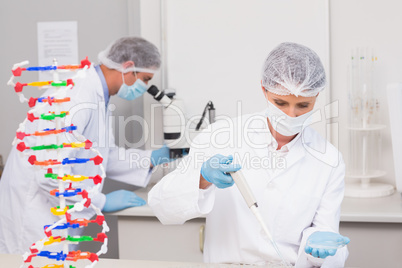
(164, 0, 330, 137)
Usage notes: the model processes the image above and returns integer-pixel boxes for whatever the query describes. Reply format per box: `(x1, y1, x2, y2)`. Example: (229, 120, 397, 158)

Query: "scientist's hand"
(150, 145, 173, 167)
(200, 154, 241, 189)
(102, 190, 146, 212)
(305, 231, 350, 259)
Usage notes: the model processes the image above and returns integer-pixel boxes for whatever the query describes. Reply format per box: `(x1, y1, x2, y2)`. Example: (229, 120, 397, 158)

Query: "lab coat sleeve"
(296, 155, 348, 268)
(33, 96, 107, 218)
(148, 132, 217, 225)
(105, 146, 153, 188)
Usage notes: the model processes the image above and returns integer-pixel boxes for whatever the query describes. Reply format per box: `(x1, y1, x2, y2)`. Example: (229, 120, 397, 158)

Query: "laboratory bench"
(107, 188, 402, 268)
(0, 253, 202, 267)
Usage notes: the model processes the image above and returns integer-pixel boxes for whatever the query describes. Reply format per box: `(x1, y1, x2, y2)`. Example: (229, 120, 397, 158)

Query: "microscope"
(147, 85, 215, 158)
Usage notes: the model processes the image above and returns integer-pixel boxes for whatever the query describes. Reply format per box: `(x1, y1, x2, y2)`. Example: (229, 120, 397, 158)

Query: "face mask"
(265, 99, 314, 136)
(117, 72, 148, 101)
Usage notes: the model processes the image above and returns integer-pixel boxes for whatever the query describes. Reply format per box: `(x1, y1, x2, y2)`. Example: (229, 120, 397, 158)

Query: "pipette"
(229, 170, 290, 266)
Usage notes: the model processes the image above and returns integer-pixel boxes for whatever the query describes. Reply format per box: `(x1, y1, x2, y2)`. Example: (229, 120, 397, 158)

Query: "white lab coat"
(0, 66, 152, 254)
(149, 111, 348, 267)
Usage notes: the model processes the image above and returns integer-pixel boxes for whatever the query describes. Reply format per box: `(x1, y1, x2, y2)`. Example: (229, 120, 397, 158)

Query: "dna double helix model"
(8, 58, 109, 268)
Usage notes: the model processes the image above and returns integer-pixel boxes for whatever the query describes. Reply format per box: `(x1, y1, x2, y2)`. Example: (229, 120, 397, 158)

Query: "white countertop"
(341, 192, 402, 223)
(107, 188, 402, 223)
(1, 254, 202, 268)
(1, 254, 269, 267)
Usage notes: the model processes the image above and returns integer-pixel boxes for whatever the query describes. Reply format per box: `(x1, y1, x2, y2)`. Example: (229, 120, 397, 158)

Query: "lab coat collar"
(87, 65, 105, 101)
(94, 64, 110, 107)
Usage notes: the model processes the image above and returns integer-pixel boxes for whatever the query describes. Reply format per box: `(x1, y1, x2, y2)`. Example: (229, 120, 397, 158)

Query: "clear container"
(347, 127, 385, 182)
(347, 47, 383, 180)
(346, 48, 393, 197)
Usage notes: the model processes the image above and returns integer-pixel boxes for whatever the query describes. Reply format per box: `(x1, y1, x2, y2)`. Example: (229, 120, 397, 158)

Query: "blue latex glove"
(150, 145, 173, 167)
(200, 154, 242, 189)
(102, 190, 146, 212)
(305, 231, 350, 259)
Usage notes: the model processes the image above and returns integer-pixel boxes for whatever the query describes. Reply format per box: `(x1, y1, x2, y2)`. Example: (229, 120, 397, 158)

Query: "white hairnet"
(261, 42, 326, 97)
(98, 37, 161, 73)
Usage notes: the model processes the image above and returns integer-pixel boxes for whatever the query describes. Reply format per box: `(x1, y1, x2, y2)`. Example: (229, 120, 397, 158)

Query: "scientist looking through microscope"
(149, 42, 350, 267)
(0, 36, 174, 254)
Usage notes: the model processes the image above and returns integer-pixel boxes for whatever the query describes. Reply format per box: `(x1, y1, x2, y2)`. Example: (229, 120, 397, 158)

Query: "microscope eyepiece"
(147, 85, 160, 97)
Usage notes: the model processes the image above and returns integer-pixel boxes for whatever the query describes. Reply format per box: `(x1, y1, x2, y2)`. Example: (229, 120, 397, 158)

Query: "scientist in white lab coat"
(148, 42, 350, 267)
(0, 37, 172, 254)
